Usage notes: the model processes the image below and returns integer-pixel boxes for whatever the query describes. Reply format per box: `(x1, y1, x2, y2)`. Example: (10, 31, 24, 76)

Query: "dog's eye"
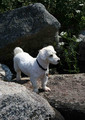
(49, 54, 53, 57)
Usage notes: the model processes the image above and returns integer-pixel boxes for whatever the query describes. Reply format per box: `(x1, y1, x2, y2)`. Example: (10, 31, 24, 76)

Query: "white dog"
(13, 46, 60, 93)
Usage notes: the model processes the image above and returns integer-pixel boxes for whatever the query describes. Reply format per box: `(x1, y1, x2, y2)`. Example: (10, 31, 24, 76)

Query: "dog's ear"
(39, 48, 47, 60)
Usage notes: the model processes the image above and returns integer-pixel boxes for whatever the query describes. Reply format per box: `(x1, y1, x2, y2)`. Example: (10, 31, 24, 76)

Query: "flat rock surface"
(43, 74, 85, 111)
(22, 74, 85, 113)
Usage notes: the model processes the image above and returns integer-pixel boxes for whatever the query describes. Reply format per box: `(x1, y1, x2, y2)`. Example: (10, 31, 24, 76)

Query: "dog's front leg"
(41, 75, 51, 92)
(30, 77, 39, 93)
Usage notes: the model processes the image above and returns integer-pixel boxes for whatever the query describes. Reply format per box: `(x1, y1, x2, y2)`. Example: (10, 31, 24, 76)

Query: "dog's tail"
(14, 47, 23, 56)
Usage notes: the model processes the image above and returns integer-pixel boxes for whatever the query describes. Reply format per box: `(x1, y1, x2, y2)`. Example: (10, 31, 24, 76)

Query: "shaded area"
(57, 109, 85, 120)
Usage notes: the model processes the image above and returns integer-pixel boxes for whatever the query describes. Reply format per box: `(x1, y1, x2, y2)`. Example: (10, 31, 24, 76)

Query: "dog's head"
(39, 45, 60, 65)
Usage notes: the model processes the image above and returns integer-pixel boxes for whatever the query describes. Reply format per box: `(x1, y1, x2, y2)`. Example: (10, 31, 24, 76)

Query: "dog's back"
(13, 47, 35, 76)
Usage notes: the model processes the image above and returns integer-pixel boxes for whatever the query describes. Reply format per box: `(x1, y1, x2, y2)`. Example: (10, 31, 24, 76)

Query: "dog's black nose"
(57, 59, 60, 63)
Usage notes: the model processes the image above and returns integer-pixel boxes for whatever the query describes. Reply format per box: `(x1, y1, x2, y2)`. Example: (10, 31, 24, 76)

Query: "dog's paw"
(44, 86, 51, 92)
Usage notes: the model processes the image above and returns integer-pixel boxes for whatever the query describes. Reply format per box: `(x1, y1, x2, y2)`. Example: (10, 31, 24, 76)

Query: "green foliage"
(44, 0, 85, 35)
(58, 32, 80, 73)
(0, 0, 31, 12)
(79, 16, 85, 30)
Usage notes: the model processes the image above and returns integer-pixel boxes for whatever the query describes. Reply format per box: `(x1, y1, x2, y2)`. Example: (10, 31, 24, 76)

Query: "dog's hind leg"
(16, 70, 21, 81)
(14, 62, 21, 81)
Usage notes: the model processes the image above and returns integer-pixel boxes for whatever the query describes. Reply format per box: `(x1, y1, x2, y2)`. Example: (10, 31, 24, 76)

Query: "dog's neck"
(36, 56, 49, 71)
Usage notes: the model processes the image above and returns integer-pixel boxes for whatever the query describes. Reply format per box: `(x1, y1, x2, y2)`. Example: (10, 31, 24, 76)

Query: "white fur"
(13, 46, 60, 93)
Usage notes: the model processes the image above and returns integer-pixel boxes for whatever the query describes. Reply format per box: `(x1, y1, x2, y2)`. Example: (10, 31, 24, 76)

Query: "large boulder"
(23, 74, 85, 120)
(0, 79, 64, 120)
(40, 74, 85, 120)
(0, 3, 60, 67)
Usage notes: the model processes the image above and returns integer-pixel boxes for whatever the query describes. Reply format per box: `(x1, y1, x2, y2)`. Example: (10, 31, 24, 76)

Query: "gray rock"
(0, 64, 12, 81)
(0, 80, 64, 120)
(0, 3, 60, 66)
(39, 74, 85, 120)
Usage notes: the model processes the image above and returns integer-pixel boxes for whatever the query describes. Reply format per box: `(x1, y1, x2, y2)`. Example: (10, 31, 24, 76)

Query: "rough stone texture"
(0, 79, 64, 120)
(23, 73, 85, 120)
(0, 64, 12, 81)
(42, 74, 85, 120)
(43, 74, 85, 110)
(0, 3, 60, 67)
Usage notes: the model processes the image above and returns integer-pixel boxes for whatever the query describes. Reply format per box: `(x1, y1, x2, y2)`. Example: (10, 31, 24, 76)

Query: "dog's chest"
(36, 69, 49, 78)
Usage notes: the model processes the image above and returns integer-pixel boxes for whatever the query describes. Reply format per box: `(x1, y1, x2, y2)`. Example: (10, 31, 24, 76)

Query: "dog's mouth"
(55, 60, 60, 65)
(49, 58, 60, 65)
(57, 61, 60, 64)
(52, 61, 59, 65)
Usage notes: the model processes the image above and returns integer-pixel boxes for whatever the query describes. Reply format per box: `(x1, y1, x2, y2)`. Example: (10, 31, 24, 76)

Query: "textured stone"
(0, 80, 64, 120)
(23, 74, 85, 120)
(40, 74, 85, 120)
